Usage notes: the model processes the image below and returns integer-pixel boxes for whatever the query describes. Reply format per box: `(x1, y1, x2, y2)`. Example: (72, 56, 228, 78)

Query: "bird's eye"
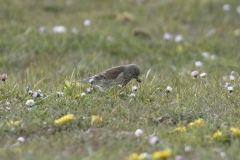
(132, 73, 135, 76)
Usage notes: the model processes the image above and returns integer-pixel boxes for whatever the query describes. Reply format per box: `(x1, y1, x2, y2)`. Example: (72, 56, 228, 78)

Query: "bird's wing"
(94, 66, 124, 80)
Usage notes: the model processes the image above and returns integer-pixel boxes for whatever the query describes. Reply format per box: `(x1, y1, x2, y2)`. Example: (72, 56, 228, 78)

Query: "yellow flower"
(91, 115, 102, 126)
(230, 127, 240, 137)
(213, 131, 222, 139)
(173, 126, 186, 132)
(75, 94, 81, 99)
(7, 120, 20, 126)
(54, 114, 74, 125)
(152, 149, 171, 159)
(189, 118, 205, 127)
(127, 153, 138, 160)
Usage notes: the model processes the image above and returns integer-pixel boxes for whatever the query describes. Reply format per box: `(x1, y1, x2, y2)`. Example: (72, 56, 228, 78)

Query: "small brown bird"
(82, 64, 141, 91)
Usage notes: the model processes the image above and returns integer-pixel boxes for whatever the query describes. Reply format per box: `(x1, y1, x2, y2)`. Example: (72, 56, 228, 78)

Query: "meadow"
(1, 0, 240, 159)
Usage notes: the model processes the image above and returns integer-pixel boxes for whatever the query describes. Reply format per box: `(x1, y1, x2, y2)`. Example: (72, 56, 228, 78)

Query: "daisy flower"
(26, 99, 35, 107)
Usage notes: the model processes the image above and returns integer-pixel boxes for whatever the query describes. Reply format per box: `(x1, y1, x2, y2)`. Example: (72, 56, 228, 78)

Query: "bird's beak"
(136, 77, 141, 83)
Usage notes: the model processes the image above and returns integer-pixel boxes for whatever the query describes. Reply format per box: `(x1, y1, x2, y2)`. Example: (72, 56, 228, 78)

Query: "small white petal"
(223, 4, 231, 11)
(175, 35, 184, 43)
(191, 70, 199, 78)
(6, 101, 10, 105)
(53, 26, 67, 33)
(134, 129, 143, 137)
(17, 137, 25, 143)
(166, 86, 172, 93)
(117, 84, 123, 88)
(130, 93, 136, 97)
(234, 29, 240, 36)
(132, 86, 138, 91)
(32, 92, 38, 98)
(5, 107, 11, 110)
(81, 92, 86, 97)
(86, 87, 93, 93)
(84, 20, 91, 26)
(184, 146, 192, 153)
(175, 155, 184, 160)
(228, 86, 233, 91)
(164, 32, 172, 40)
(57, 91, 64, 96)
(195, 61, 203, 67)
(200, 72, 207, 78)
(230, 75, 235, 81)
(149, 136, 159, 145)
(220, 152, 226, 158)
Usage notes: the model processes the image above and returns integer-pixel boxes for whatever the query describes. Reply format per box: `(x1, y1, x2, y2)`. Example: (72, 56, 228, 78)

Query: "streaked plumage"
(82, 64, 141, 91)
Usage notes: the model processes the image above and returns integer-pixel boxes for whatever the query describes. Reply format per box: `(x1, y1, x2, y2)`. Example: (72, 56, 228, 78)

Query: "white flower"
(130, 93, 136, 97)
(202, 52, 210, 58)
(230, 75, 235, 81)
(32, 92, 39, 98)
(5, 107, 11, 110)
(81, 92, 86, 97)
(57, 91, 64, 96)
(184, 146, 192, 153)
(228, 86, 233, 92)
(72, 28, 79, 34)
(191, 70, 199, 78)
(84, 19, 91, 26)
(223, 4, 231, 11)
(166, 86, 172, 93)
(210, 55, 217, 60)
(175, 155, 184, 160)
(234, 29, 240, 36)
(39, 26, 46, 33)
(200, 72, 207, 78)
(163, 32, 172, 40)
(236, 5, 240, 14)
(220, 152, 226, 158)
(53, 26, 67, 33)
(149, 135, 159, 145)
(134, 129, 143, 137)
(195, 61, 203, 67)
(26, 99, 34, 107)
(28, 90, 33, 95)
(132, 86, 138, 91)
(86, 87, 93, 93)
(117, 84, 123, 88)
(175, 35, 183, 43)
(17, 137, 25, 143)
(6, 101, 10, 105)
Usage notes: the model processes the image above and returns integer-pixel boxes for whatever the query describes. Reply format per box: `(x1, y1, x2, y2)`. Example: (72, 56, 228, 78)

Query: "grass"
(1, 0, 240, 159)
